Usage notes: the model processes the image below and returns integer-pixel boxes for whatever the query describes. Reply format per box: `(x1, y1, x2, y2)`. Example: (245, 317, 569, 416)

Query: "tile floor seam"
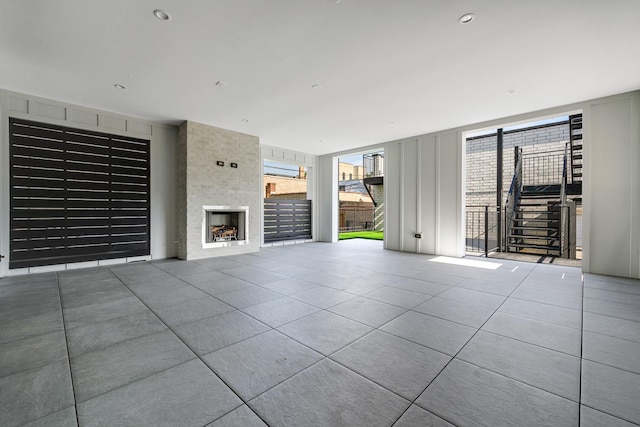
(356, 291, 437, 311)
(71, 356, 201, 405)
(119, 290, 243, 331)
(54, 272, 80, 427)
(451, 355, 581, 404)
(499, 305, 583, 329)
(580, 403, 640, 427)
(272, 313, 372, 358)
(241, 304, 321, 330)
(199, 328, 278, 359)
(241, 354, 417, 426)
(581, 357, 640, 377)
(243, 356, 330, 423)
(110, 271, 270, 427)
(324, 331, 453, 400)
(327, 303, 411, 330)
(579, 271, 585, 427)
(494, 297, 584, 329)
(17, 405, 77, 427)
(66, 328, 181, 362)
(323, 353, 415, 402)
(391, 262, 543, 427)
(582, 324, 640, 341)
(405, 305, 487, 330)
(508, 294, 583, 311)
(468, 326, 583, 358)
(413, 359, 581, 425)
(478, 324, 582, 358)
(0, 333, 69, 379)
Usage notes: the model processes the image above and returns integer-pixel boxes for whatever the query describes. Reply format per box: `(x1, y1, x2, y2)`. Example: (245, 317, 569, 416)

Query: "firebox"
(202, 206, 249, 248)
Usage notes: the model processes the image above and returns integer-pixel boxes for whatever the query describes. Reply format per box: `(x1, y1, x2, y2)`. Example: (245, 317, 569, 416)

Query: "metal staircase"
(508, 188, 562, 255)
(505, 115, 582, 257)
(569, 114, 583, 185)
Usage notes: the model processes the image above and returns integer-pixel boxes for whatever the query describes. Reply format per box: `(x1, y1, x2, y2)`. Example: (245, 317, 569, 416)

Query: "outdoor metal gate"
(263, 199, 311, 242)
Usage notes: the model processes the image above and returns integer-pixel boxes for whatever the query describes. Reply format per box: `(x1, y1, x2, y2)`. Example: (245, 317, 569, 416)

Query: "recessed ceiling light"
(215, 81, 225, 87)
(311, 84, 322, 90)
(153, 9, 171, 21)
(241, 119, 249, 123)
(506, 89, 516, 94)
(114, 84, 126, 90)
(458, 13, 475, 24)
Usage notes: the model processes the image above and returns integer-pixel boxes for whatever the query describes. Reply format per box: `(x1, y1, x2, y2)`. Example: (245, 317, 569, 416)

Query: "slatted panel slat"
(263, 199, 312, 242)
(9, 117, 150, 269)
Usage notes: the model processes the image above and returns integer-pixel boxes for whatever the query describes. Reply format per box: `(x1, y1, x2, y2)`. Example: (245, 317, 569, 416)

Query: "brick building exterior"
(263, 175, 307, 199)
(466, 121, 570, 208)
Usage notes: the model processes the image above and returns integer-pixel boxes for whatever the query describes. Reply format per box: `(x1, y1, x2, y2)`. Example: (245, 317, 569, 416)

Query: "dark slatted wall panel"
(264, 199, 312, 242)
(9, 118, 150, 269)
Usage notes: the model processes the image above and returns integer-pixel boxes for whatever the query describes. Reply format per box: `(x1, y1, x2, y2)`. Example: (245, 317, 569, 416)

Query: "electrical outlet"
(414, 233, 422, 239)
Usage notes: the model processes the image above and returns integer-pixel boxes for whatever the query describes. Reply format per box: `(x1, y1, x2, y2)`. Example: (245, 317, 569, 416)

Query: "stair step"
(511, 226, 558, 231)
(572, 144, 583, 150)
(519, 197, 561, 202)
(521, 192, 561, 197)
(572, 154, 583, 160)
(512, 217, 557, 222)
(573, 172, 583, 178)
(521, 194, 561, 198)
(507, 243, 561, 251)
(509, 235, 559, 241)
(517, 205, 561, 210)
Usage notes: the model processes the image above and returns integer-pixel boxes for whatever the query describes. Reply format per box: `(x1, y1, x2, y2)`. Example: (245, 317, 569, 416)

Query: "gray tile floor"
(1, 239, 639, 426)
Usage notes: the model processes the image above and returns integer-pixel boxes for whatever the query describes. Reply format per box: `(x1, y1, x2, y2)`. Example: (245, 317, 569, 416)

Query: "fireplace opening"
(202, 206, 249, 248)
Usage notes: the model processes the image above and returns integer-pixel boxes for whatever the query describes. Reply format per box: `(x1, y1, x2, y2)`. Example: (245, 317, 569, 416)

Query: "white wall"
(0, 90, 178, 276)
(583, 92, 640, 278)
(383, 133, 463, 257)
(316, 155, 338, 242)
(316, 90, 640, 279)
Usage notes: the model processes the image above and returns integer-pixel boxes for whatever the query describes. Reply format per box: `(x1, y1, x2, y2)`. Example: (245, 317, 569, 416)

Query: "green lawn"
(338, 231, 384, 240)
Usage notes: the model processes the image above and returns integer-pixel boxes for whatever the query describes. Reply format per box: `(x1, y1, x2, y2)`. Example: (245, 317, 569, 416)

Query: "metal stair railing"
(560, 143, 570, 257)
(521, 148, 566, 187)
(504, 149, 523, 250)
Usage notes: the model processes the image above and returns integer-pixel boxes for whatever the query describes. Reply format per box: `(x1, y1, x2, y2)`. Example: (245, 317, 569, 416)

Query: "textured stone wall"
(466, 122, 570, 207)
(177, 121, 260, 259)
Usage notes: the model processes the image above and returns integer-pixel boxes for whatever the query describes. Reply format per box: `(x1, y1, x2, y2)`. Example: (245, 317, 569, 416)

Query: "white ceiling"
(1, 0, 639, 155)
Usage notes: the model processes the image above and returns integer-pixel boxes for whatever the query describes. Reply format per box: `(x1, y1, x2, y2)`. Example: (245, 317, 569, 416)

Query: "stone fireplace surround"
(177, 121, 261, 259)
